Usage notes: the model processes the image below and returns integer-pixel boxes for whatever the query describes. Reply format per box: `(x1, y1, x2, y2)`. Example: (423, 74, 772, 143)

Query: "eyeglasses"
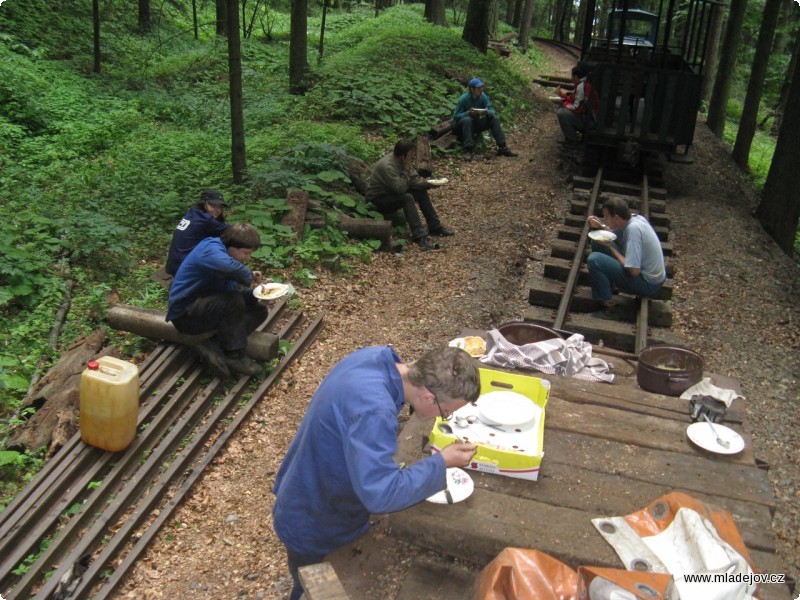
(433, 394, 452, 421)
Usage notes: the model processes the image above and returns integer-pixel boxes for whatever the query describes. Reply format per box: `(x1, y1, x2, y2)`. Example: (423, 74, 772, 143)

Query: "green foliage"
(0, 2, 537, 496)
(306, 6, 529, 139)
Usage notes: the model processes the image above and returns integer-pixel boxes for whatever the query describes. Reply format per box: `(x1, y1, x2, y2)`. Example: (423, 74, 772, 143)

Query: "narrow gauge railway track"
(0, 300, 323, 599)
(525, 161, 685, 353)
(531, 37, 582, 60)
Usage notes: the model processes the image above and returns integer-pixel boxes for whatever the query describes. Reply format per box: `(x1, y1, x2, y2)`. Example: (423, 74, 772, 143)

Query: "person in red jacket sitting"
(556, 66, 598, 147)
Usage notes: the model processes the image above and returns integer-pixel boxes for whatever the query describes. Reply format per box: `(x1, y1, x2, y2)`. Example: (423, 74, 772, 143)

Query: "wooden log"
(415, 135, 433, 178)
(497, 32, 518, 42)
(305, 214, 393, 251)
(280, 190, 309, 238)
(106, 304, 278, 362)
(429, 120, 453, 140)
(299, 563, 350, 600)
(431, 130, 457, 150)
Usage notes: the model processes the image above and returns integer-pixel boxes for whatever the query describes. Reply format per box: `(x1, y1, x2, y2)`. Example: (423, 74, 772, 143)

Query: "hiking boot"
(225, 355, 263, 377)
(463, 148, 474, 161)
(429, 226, 455, 237)
(497, 146, 518, 157)
(416, 236, 442, 252)
(192, 340, 230, 379)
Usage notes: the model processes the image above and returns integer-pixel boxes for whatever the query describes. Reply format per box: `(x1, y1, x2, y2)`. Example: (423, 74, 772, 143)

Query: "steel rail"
(1, 307, 322, 599)
(548, 166, 654, 352)
(89, 313, 325, 600)
(554, 166, 603, 330)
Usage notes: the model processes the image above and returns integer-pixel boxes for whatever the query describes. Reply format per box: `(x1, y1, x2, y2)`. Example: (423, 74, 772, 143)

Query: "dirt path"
(114, 46, 800, 599)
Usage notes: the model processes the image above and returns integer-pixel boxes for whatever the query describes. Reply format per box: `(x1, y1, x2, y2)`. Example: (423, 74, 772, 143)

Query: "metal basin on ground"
(637, 345, 704, 396)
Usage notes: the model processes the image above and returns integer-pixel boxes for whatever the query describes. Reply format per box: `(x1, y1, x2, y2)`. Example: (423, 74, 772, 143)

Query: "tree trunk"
(512, 0, 523, 27)
(192, 0, 199, 39)
(573, 0, 586, 46)
(462, 0, 492, 53)
(216, 0, 227, 35)
(518, 0, 536, 53)
(106, 305, 279, 361)
(706, 0, 748, 136)
(700, 3, 724, 102)
(771, 26, 800, 136)
(289, 0, 309, 94)
(138, 0, 151, 32)
(430, 0, 447, 26)
(92, 0, 101, 73)
(757, 42, 800, 256)
(227, 0, 247, 184)
(731, 0, 780, 169)
(318, 0, 329, 60)
(487, 0, 499, 39)
(504, 0, 514, 25)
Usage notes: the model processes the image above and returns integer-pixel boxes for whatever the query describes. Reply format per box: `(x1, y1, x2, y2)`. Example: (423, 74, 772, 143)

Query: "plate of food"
(427, 178, 449, 186)
(425, 468, 474, 504)
(471, 107, 489, 113)
(253, 282, 293, 301)
(588, 230, 617, 242)
(448, 336, 487, 357)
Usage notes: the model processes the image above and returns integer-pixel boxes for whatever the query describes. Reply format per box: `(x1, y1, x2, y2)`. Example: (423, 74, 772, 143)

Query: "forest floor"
(112, 45, 800, 599)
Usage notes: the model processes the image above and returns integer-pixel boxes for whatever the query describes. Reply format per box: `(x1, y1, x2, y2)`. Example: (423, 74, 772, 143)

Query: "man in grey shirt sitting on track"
(586, 197, 666, 320)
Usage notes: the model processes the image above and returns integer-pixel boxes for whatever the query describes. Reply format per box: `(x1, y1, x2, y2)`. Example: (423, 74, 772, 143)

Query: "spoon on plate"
(457, 414, 507, 432)
(701, 413, 730, 449)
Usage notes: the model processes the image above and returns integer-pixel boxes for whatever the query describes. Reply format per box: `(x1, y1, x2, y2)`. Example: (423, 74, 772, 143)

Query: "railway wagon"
(577, 0, 722, 162)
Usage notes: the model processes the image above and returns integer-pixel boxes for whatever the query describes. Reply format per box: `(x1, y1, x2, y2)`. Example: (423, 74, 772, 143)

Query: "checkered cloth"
(480, 328, 615, 383)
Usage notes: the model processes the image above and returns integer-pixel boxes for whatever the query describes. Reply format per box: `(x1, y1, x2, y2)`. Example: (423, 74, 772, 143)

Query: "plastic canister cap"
(87, 361, 100, 370)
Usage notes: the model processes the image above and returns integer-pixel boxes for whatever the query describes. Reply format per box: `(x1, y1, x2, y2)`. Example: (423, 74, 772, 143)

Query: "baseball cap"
(468, 78, 484, 88)
(200, 189, 227, 207)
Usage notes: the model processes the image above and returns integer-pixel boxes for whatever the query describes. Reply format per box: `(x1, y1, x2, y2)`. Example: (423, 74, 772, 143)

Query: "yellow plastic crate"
(429, 368, 550, 481)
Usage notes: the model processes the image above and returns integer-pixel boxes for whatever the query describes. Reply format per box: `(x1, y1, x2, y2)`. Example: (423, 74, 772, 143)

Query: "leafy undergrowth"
(0, 2, 542, 500)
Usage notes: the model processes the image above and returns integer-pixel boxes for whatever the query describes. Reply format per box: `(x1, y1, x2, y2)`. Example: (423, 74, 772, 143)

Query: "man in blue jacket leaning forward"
(272, 345, 481, 600)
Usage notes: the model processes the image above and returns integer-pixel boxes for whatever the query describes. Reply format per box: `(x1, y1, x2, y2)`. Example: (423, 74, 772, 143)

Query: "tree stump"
(415, 135, 433, 178)
(8, 329, 110, 455)
(281, 189, 310, 238)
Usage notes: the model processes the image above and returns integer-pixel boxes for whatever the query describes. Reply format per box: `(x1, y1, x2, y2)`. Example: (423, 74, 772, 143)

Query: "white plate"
(686, 422, 745, 455)
(588, 230, 617, 242)
(425, 468, 474, 504)
(472, 108, 489, 113)
(253, 282, 292, 301)
(476, 391, 540, 427)
(427, 178, 449, 186)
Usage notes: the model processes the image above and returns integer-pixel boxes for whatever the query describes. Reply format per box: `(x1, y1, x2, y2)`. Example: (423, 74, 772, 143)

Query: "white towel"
(480, 328, 615, 383)
(680, 377, 745, 408)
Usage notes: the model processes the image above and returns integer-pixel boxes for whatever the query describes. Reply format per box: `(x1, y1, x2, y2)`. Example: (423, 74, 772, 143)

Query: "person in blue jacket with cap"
(165, 189, 230, 276)
(451, 78, 518, 161)
(272, 345, 480, 600)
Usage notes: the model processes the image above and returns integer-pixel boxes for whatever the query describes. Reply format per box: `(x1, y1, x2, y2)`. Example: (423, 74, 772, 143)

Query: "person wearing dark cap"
(365, 139, 454, 252)
(451, 78, 518, 161)
(165, 190, 230, 276)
